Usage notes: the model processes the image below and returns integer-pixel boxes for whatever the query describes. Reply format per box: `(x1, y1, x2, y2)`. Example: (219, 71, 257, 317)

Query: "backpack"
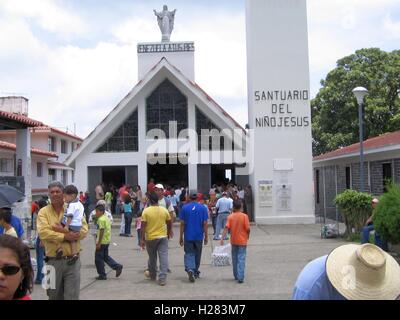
(162, 197, 176, 219)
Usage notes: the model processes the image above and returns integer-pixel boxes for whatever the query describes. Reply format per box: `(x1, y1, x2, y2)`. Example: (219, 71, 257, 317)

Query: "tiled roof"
(47, 161, 72, 169)
(313, 130, 400, 161)
(0, 140, 58, 158)
(31, 127, 83, 141)
(0, 110, 43, 127)
(0, 110, 83, 141)
(32, 188, 48, 194)
(0, 140, 15, 151)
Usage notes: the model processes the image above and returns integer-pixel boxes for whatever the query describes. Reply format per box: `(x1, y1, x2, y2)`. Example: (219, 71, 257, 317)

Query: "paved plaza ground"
(31, 222, 350, 300)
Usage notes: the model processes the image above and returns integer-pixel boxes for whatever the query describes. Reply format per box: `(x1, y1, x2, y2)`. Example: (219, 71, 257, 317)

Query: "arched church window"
(96, 109, 138, 152)
(146, 79, 188, 138)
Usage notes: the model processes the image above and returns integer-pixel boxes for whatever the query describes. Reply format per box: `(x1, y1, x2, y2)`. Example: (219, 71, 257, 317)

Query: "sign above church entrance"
(137, 42, 195, 53)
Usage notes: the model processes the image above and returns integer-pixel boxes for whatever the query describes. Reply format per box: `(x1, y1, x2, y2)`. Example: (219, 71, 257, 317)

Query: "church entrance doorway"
(147, 154, 188, 188)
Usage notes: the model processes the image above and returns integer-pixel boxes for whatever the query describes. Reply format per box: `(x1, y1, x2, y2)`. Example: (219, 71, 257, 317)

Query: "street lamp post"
(352, 87, 369, 193)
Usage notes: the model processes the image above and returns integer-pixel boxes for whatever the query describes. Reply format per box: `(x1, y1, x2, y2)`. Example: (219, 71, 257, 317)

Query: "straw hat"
(326, 243, 400, 300)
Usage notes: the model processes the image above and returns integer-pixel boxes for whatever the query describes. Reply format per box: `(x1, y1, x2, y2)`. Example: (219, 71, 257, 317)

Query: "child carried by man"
(56, 184, 84, 265)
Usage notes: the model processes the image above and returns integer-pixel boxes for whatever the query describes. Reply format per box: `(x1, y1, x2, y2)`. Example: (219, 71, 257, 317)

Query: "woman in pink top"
(0, 234, 33, 300)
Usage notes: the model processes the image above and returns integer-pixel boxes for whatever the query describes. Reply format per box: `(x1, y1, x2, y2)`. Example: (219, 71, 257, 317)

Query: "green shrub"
(374, 184, 400, 244)
(334, 190, 372, 238)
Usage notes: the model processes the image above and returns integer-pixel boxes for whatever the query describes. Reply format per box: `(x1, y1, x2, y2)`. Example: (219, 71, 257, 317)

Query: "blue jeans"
(95, 244, 122, 278)
(214, 213, 229, 240)
(184, 240, 203, 276)
(124, 213, 133, 235)
(35, 236, 45, 283)
(361, 224, 388, 251)
(232, 245, 247, 282)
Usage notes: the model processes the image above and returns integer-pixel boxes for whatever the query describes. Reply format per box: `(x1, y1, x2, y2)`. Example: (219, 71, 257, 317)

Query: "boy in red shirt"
(220, 199, 250, 283)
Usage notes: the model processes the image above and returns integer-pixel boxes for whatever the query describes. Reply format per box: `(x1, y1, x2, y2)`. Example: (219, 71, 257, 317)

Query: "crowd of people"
(1, 179, 399, 300)
(0, 179, 253, 299)
(79, 180, 254, 238)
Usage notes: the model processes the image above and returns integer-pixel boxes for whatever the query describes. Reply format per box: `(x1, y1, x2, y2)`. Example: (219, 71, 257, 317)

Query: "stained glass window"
(196, 106, 233, 151)
(146, 79, 188, 138)
(96, 109, 138, 152)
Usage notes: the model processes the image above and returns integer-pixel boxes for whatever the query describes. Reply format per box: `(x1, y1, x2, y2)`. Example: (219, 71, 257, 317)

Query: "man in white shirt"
(213, 192, 233, 240)
(154, 184, 176, 222)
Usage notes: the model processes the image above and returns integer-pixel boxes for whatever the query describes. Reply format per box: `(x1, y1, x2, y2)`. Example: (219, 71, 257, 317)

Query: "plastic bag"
(31, 257, 37, 272)
(321, 224, 339, 239)
(211, 243, 231, 266)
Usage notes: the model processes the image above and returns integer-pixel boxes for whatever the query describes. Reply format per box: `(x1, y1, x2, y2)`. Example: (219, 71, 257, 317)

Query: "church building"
(66, 7, 248, 195)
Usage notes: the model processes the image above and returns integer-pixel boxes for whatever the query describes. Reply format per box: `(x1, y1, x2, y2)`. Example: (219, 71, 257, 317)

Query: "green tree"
(312, 48, 400, 156)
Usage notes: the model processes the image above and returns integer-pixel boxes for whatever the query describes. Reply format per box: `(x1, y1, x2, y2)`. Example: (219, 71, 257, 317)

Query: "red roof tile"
(31, 127, 83, 141)
(32, 188, 48, 194)
(0, 110, 44, 127)
(47, 161, 71, 168)
(313, 130, 400, 161)
(0, 110, 83, 141)
(31, 148, 58, 158)
(0, 140, 58, 158)
(0, 140, 15, 151)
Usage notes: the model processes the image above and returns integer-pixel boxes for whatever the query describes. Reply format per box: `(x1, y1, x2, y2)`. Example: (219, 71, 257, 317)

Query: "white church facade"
(66, 40, 249, 196)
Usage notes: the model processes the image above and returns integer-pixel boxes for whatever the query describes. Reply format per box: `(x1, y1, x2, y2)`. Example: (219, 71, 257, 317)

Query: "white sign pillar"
(246, 0, 314, 224)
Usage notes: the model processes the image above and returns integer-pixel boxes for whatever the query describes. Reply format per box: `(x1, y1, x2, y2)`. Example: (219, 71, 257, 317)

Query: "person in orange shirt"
(220, 199, 250, 284)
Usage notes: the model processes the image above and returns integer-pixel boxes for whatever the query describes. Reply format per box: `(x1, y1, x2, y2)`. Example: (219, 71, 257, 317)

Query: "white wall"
(31, 133, 48, 151)
(0, 131, 79, 165)
(0, 134, 15, 144)
(246, 0, 314, 224)
(30, 131, 80, 163)
(138, 42, 195, 81)
(31, 156, 49, 190)
(0, 150, 15, 176)
(58, 137, 77, 163)
(73, 67, 242, 193)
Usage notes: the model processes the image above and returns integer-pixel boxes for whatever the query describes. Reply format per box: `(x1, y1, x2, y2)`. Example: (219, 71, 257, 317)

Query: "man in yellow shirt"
(37, 181, 88, 300)
(141, 192, 172, 286)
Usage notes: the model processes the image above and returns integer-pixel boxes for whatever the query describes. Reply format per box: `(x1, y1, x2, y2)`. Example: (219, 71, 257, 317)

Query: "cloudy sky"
(0, 0, 399, 138)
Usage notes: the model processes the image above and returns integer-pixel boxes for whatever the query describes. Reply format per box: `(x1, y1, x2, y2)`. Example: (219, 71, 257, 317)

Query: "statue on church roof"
(154, 5, 176, 42)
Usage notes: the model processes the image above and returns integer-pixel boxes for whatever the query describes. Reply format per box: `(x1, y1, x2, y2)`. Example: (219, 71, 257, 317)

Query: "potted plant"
(334, 190, 372, 239)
